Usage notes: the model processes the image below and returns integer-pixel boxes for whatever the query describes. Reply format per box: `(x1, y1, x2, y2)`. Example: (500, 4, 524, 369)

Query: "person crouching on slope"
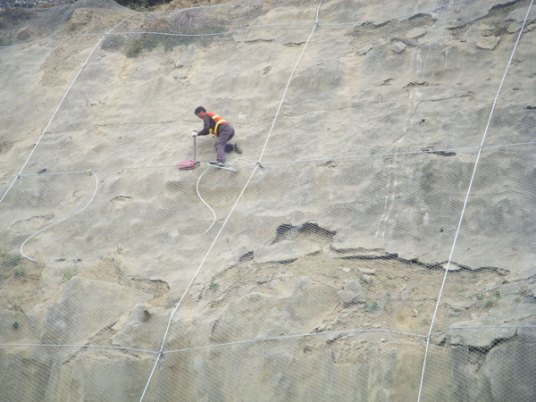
(193, 106, 241, 167)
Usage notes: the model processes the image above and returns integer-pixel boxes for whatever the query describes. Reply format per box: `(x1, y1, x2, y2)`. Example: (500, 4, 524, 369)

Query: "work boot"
(234, 142, 242, 154)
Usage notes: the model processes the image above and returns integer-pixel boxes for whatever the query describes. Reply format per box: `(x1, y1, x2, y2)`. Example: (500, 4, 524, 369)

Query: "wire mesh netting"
(1, 0, 535, 400)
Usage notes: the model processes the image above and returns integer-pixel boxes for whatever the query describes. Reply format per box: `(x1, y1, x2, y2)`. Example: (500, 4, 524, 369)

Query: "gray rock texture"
(0, 0, 535, 400)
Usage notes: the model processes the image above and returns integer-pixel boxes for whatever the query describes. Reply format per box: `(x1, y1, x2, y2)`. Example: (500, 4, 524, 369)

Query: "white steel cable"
(446, 324, 536, 331)
(0, 1, 528, 398)
(139, 163, 260, 401)
(162, 327, 427, 355)
(18, 170, 96, 177)
(2, 323, 533, 358)
(139, 2, 325, 400)
(0, 15, 133, 206)
(416, 2, 534, 401)
(20, 170, 99, 262)
(139, 164, 260, 401)
(4, 140, 534, 182)
(257, 2, 323, 163)
(195, 167, 217, 234)
(108, 24, 312, 38)
(0, 2, 532, 394)
(0, 342, 156, 355)
(262, 140, 536, 167)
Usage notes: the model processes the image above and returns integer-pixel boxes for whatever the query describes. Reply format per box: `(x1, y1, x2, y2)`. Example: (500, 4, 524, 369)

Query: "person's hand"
(191, 130, 198, 137)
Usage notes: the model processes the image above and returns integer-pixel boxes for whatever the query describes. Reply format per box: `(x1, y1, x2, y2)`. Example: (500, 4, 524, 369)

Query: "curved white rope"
(195, 167, 217, 234)
(0, 1, 532, 400)
(139, 164, 261, 401)
(0, 16, 132, 206)
(417, 2, 534, 401)
(139, 3, 325, 400)
(20, 170, 99, 262)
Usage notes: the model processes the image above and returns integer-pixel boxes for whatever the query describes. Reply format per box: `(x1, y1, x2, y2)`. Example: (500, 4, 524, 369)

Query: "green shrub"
(62, 266, 79, 282)
(125, 38, 145, 58)
(209, 280, 219, 291)
(4, 254, 22, 268)
(14, 268, 25, 279)
(364, 300, 379, 312)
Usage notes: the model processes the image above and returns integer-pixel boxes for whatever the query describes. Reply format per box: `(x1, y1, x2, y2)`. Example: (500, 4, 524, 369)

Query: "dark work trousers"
(215, 124, 235, 163)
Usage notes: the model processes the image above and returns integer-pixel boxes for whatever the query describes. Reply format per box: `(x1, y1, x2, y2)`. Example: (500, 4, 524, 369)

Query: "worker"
(192, 106, 241, 167)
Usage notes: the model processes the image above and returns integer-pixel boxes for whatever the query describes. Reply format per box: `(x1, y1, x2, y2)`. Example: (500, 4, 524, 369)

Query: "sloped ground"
(0, 0, 535, 400)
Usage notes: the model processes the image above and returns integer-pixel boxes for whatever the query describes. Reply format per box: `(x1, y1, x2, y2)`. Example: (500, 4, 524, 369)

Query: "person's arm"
(196, 115, 211, 136)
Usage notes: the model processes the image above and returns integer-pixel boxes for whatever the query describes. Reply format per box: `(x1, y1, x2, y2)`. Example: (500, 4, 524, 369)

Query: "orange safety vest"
(207, 112, 226, 136)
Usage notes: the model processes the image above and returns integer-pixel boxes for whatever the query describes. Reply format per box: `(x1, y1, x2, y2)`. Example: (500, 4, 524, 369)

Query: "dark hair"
(194, 106, 206, 115)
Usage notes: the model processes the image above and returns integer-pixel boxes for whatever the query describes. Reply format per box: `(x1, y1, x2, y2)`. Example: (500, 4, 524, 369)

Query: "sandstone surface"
(0, 0, 535, 400)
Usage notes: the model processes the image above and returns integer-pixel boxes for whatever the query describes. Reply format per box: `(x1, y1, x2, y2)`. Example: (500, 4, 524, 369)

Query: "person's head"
(194, 106, 207, 119)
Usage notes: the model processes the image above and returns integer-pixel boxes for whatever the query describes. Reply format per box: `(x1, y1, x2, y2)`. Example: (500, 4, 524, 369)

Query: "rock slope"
(0, 0, 535, 400)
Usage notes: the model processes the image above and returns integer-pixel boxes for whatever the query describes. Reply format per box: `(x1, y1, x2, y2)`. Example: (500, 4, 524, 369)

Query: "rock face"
(0, 0, 535, 401)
